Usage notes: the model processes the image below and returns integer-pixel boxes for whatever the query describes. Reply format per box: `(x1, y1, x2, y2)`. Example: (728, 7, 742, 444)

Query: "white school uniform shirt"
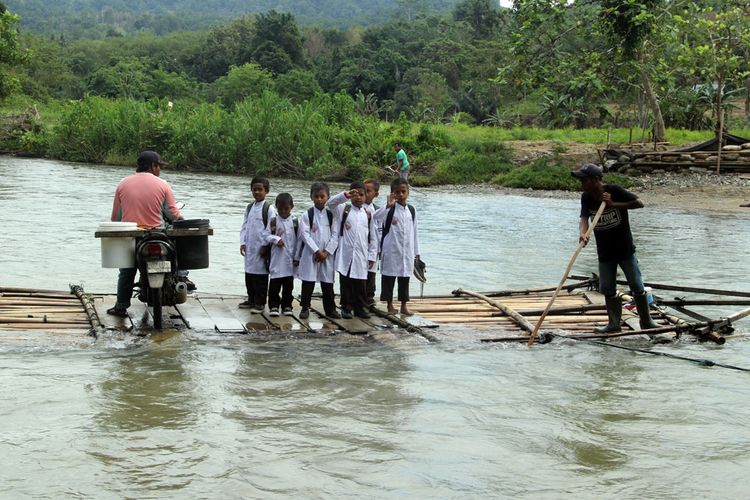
(327, 192, 378, 280)
(265, 214, 298, 279)
(364, 201, 384, 257)
(240, 200, 277, 274)
(296, 207, 339, 283)
(374, 203, 420, 278)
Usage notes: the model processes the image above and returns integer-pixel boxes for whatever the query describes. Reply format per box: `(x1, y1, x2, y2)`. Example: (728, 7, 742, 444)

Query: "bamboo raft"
(1, 277, 749, 346)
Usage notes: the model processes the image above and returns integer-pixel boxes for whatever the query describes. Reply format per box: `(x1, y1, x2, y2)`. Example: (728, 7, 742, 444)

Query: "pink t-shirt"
(111, 172, 181, 229)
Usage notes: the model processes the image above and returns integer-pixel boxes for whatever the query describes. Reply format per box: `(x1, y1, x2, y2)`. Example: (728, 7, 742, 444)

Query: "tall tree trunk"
(745, 76, 750, 125)
(716, 75, 724, 174)
(639, 67, 666, 143)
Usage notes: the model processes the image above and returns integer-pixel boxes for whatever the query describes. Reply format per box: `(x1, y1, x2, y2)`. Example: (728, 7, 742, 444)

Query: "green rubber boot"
(634, 292, 659, 330)
(594, 295, 622, 333)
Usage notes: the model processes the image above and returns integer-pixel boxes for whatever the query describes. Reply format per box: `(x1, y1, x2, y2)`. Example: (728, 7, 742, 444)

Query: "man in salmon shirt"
(107, 151, 182, 317)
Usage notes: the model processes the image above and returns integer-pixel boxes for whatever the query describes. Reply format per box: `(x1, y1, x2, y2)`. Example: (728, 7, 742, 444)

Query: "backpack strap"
(339, 204, 351, 236)
(293, 216, 299, 236)
(262, 200, 271, 227)
(269, 216, 277, 234)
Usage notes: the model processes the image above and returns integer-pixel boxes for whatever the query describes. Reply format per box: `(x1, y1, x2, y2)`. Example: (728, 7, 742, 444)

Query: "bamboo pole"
(568, 275, 750, 298)
(528, 202, 607, 347)
(478, 279, 594, 297)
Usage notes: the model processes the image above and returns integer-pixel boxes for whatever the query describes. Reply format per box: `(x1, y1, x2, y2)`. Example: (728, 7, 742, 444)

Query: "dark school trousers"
(245, 273, 269, 307)
(366, 271, 377, 303)
(339, 273, 367, 312)
(300, 281, 337, 314)
(380, 275, 410, 303)
(268, 276, 294, 310)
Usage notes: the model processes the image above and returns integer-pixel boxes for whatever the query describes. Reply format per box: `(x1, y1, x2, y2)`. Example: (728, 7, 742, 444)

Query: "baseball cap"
(571, 163, 603, 179)
(137, 150, 169, 169)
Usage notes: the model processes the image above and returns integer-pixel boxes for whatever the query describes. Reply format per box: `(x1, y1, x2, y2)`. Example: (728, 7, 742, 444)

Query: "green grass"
(491, 156, 636, 191)
(437, 123, 750, 146)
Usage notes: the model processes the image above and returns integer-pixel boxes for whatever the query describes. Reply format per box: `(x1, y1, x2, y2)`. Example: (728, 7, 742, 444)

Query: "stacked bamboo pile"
(0, 287, 92, 332)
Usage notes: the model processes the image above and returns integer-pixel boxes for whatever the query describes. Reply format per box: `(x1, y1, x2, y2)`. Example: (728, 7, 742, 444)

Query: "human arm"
(300, 211, 320, 254)
(579, 216, 590, 245)
(602, 191, 643, 210)
(413, 207, 420, 259)
(161, 185, 182, 222)
(111, 187, 122, 222)
(367, 210, 378, 264)
(239, 204, 250, 255)
(327, 191, 350, 208)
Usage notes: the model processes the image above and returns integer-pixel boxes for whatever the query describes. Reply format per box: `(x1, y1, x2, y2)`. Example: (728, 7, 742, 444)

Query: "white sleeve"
(327, 191, 349, 208)
(300, 211, 319, 254)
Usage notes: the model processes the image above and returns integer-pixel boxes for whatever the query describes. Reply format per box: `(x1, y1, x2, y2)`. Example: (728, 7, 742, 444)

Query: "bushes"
(430, 138, 513, 184)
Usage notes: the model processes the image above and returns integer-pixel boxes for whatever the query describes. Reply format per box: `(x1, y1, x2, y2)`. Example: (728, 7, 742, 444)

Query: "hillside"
(5, 0, 459, 37)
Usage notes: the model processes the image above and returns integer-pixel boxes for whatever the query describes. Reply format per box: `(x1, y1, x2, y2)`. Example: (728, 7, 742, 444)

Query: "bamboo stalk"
(479, 279, 595, 297)
(568, 275, 750, 298)
(453, 289, 535, 333)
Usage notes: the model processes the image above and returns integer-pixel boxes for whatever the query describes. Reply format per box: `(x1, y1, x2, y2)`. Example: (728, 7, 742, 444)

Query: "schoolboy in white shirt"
(296, 182, 340, 319)
(327, 181, 378, 319)
(265, 193, 298, 317)
(374, 178, 420, 315)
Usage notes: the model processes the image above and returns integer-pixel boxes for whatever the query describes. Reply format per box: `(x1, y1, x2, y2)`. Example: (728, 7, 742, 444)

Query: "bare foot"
(386, 302, 398, 315)
(400, 305, 413, 316)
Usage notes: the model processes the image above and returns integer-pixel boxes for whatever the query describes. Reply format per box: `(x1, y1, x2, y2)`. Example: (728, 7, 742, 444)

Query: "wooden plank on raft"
(175, 297, 217, 331)
(291, 299, 337, 332)
(308, 298, 371, 334)
(198, 297, 246, 333)
(93, 295, 131, 331)
(260, 310, 309, 333)
(231, 306, 275, 332)
(128, 301, 153, 331)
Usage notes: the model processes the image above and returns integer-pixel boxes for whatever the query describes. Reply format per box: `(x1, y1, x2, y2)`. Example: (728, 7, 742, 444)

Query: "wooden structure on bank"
(606, 133, 750, 174)
(1, 277, 749, 346)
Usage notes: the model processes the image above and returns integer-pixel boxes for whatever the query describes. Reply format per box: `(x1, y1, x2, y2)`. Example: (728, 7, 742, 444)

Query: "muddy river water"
(1, 157, 749, 498)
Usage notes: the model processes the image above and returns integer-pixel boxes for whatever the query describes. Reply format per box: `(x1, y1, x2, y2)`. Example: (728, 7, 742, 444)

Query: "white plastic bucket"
(98, 222, 138, 268)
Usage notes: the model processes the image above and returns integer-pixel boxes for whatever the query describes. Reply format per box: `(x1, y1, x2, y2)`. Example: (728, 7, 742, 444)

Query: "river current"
(1, 157, 749, 498)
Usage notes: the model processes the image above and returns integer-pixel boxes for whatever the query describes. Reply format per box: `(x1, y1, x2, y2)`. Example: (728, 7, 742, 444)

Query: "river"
(1, 157, 749, 498)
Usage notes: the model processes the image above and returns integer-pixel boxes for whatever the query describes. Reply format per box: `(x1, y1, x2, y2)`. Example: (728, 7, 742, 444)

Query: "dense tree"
(0, 6, 22, 98)
(453, 0, 501, 38)
(212, 63, 274, 107)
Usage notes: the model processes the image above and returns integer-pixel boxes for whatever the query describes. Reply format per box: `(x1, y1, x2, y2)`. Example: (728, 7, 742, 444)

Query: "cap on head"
(137, 150, 168, 170)
(571, 163, 603, 179)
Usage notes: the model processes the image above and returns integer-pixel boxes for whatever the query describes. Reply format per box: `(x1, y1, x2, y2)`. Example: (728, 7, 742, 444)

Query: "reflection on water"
(1, 156, 750, 497)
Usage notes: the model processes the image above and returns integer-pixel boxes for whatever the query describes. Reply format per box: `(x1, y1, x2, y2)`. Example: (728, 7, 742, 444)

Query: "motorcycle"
(135, 230, 188, 329)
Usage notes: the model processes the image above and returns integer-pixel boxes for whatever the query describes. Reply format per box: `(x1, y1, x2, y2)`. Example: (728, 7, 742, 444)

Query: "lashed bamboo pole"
(528, 202, 607, 347)
(568, 275, 750, 298)
(452, 289, 535, 333)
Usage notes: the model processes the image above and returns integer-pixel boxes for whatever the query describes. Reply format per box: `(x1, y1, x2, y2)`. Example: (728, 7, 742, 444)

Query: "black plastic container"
(173, 219, 210, 269)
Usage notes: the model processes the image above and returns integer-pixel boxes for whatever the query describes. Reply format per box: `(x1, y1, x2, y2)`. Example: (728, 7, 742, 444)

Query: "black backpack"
(380, 204, 415, 250)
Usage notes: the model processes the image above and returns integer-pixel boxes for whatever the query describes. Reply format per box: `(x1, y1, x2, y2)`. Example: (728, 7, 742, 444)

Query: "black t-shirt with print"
(580, 184, 638, 262)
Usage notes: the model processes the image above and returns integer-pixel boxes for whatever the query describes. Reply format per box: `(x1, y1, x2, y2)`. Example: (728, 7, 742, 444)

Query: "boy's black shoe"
(354, 309, 371, 319)
(326, 311, 341, 319)
(341, 309, 353, 319)
(299, 308, 310, 319)
(183, 278, 197, 291)
(238, 300, 254, 309)
(106, 306, 128, 318)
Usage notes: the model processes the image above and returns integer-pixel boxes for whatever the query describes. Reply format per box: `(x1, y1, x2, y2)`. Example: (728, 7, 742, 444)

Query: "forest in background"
(1, 0, 749, 188)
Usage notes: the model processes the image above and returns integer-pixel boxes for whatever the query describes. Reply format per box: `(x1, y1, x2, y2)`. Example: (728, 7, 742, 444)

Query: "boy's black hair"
(364, 179, 380, 191)
(310, 182, 330, 197)
(275, 192, 294, 206)
(349, 180, 366, 191)
(393, 141, 402, 147)
(390, 178, 410, 191)
(250, 176, 270, 191)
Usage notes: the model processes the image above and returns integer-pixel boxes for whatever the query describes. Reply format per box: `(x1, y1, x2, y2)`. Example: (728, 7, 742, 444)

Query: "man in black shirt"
(573, 163, 658, 333)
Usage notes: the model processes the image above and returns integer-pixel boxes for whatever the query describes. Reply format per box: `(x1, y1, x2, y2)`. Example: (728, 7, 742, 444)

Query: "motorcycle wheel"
(150, 287, 163, 329)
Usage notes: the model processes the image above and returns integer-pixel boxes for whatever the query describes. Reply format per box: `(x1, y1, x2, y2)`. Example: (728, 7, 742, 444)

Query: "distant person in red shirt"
(107, 151, 182, 317)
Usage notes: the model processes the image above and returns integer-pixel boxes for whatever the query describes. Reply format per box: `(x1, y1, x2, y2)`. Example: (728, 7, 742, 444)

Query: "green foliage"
(212, 63, 274, 108)
(0, 9, 22, 98)
(492, 156, 579, 191)
(430, 137, 512, 184)
(275, 69, 322, 104)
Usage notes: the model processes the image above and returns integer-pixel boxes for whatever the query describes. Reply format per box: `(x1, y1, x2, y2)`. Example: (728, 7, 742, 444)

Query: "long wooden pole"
(453, 289, 535, 333)
(528, 201, 607, 347)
